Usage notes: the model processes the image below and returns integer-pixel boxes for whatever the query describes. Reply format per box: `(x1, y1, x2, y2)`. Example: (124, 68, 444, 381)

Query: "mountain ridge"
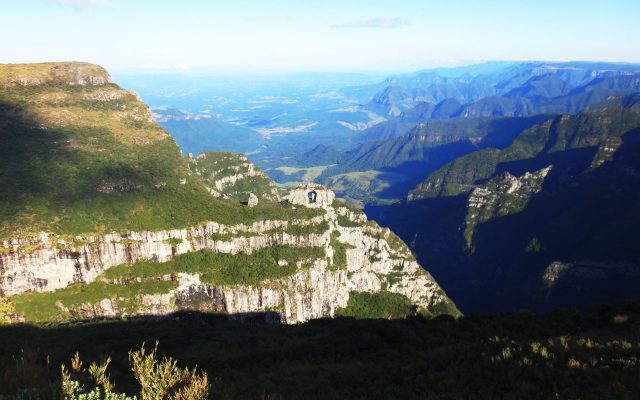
(0, 62, 459, 324)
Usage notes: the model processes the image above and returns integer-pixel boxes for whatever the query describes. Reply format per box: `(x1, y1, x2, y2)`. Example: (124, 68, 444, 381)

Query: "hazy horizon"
(2, 0, 639, 73)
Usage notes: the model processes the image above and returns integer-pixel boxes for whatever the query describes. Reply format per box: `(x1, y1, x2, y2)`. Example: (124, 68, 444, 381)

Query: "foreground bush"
(4, 343, 210, 400)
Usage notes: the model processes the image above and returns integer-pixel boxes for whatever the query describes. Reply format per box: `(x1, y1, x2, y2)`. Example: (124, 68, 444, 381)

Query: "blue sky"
(1, 0, 639, 73)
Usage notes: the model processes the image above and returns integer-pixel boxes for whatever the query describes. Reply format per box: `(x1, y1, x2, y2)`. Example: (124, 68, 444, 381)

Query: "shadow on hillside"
(1, 304, 639, 399)
(0, 100, 71, 201)
(479, 114, 555, 148)
(367, 127, 640, 314)
(466, 127, 640, 312)
(359, 115, 555, 202)
(365, 194, 470, 296)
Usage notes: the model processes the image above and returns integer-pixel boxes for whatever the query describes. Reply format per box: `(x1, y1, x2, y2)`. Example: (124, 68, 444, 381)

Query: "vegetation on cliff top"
(0, 64, 322, 241)
(188, 152, 281, 202)
(103, 246, 326, 286)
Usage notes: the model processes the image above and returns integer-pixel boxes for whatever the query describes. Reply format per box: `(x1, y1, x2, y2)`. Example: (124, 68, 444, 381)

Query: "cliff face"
(187, 152, 281, 202)
(464, 166, 551, 247)
(1, 196, 454, 323)
(371, 106, 640, 313)
(0, 62, 457, 324)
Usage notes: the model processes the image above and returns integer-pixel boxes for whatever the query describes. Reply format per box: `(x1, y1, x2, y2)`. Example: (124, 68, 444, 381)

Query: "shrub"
(59, 343, 210, 400)
(336, 291, 414, 319)
(129, 343, 209, 400)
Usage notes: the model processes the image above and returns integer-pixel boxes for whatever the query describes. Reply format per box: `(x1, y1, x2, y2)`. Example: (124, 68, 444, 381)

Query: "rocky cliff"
(187, 152, 281, 202)
(0, 62, 458, 324)
(464, 166, 551, 247)
(370, 106, 640, 313)
(2, 192, 455, 323)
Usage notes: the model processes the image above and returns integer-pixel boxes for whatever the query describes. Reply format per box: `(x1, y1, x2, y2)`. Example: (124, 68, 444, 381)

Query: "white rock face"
(287, 184, 335, 208)
(464, 166, 552, 246)
(247, 193, 259, 207)
(188, 153, 280, 201)
(1, 188, 454, 324)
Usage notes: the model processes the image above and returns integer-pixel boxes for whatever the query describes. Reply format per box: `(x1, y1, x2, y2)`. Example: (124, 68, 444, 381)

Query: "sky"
(1, 0, 640, 73)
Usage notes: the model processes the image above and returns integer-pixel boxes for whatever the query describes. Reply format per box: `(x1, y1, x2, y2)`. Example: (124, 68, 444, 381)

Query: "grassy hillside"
(0, 63, 322, 240)
(409, 108, 640, 200)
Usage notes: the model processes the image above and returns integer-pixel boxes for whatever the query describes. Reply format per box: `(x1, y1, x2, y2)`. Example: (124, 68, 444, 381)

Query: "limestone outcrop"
(1, 190, 455, 324)
(287, 184, 335, 208)
(464, 166, 552, 246)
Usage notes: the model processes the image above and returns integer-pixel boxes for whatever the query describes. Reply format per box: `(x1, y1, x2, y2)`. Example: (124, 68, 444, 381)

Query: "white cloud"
(331, 17, 409, 29)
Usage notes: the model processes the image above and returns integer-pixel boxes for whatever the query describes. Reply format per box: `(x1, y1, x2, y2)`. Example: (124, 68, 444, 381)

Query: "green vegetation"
(0, 62, 111, 87)
(332, 198, 363, 213)
(210, 221, 330, 241)
(103, 246, 325, 287)
(1, 303, 639, 399)
(4, 343, 209, 400)
(410, 109, 640, 200)
(11, 281, 177, 323)
(188, 152, 280, 202)
(0, 298, 14, 323)
(378, 107, 640, 313)
(336, 291, 415, 319)
(11, 245, 326, 323)
(267, 220, 329, 236)
(336, 214, 361, 227)
(382, 271, 404, 288)
(329, 231, 354, 271)
(0, 65, 324, 241)
(163, 238, 183, 247)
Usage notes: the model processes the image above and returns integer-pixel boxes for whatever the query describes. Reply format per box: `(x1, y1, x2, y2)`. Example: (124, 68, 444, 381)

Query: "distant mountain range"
(368, 96, 640, 313)
(365, 61, 640, 117)
(308, 62, 640, 204)
(115, 61, 640, 315)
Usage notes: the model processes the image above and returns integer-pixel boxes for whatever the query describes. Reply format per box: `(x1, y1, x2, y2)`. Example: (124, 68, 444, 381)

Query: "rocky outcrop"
(1, 188, 455, 324)
(464, 166, 552, 246)
(188, 152, 280, 201)
(542, 260, 640, 286)
(0, 217, 327, 297)
(0, 62, 112, 87)
(287, 184, 335, 208)
(247, 193, 259, 207)
(0, 62, 456, 324)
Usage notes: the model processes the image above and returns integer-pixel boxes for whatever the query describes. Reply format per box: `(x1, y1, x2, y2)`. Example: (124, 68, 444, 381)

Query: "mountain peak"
(0, 61, 112, 87)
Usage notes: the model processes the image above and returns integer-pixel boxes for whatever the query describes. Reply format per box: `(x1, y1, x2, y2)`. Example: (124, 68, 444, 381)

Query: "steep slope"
(0, 62, 239, 239)
(409, 108, 640, 200)
(318, 115, 552, 204)
(187, 152, 281, 202)
(366, 62, 640, 124)
(370, 105, 640, 312)
(0, 62, 458, 324)
(504, 74, 574, 99)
